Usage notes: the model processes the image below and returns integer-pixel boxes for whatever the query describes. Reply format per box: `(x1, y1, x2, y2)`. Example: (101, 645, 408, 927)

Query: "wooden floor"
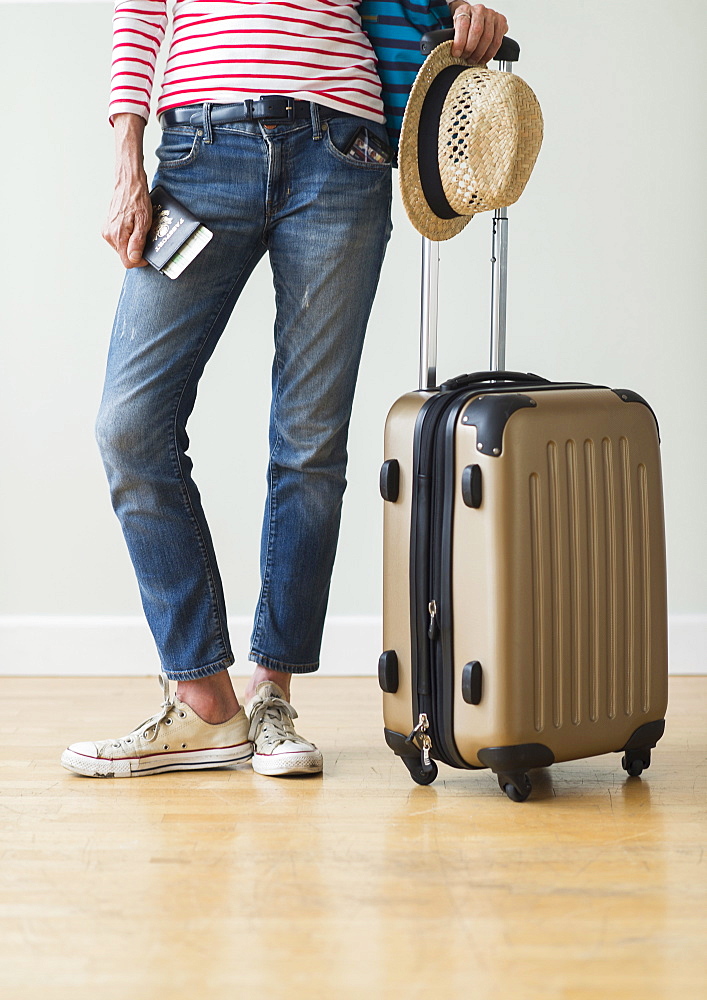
(1, 676, 706, 999)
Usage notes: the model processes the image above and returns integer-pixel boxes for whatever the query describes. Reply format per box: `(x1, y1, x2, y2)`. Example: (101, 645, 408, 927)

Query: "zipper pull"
(404, 713, 435, 774)
(405, 712, 429, 745)
(420, 732, 432, 768)
(428, 600, 439, 640)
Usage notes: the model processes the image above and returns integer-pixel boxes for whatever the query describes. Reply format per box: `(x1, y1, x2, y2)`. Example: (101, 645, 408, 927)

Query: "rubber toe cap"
(66, 741, 100, 758)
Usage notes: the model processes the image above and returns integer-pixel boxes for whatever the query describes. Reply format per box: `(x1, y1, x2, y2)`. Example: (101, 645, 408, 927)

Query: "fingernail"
(129, 251, 141, 261)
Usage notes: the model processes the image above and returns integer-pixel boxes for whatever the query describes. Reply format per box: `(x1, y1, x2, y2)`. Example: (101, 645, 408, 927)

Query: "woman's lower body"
(61, 103, 392, 778)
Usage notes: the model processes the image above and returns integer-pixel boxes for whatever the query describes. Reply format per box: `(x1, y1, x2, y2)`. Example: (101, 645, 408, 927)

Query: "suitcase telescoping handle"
(418, 31, 520, 391)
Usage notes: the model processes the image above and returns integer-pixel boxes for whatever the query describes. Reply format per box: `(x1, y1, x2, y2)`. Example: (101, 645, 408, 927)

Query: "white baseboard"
(0, 614, 704, 676)
(0, 615, 382, 677)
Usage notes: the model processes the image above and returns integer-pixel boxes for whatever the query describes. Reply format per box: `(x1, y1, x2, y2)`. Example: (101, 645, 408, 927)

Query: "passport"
(142, 186, 212, 279)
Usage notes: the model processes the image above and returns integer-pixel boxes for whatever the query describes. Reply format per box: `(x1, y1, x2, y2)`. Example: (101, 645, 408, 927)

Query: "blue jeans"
(96, 103, 393, 681)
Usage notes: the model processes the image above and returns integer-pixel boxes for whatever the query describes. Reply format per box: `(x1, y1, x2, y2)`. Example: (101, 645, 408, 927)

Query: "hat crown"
(440, 68, 543, 216)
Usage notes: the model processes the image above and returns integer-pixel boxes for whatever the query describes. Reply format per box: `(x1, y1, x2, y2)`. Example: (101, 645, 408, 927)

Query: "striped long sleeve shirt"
(110, 0, 385, 124)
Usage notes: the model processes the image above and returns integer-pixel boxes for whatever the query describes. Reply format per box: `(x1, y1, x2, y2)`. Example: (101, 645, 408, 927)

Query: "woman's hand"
(447, 3, 508, 64)
(102, 113, 152, 269)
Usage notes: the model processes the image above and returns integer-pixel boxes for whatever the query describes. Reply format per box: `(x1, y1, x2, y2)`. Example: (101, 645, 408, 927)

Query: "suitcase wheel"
(498, 772, 532, 802)
(621, 749, 652, 778)
(402, 756, 438, 786)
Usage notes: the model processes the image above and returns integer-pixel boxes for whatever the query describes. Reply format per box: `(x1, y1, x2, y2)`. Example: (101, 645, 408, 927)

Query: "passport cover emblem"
(142, 186, 211, 277)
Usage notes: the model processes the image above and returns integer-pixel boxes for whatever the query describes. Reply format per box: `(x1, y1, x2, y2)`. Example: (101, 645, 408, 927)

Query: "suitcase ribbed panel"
(548, 441, 563, 729)
(529, 472, 545, 732)
(602, 437, 618, 720)
(619, 436, 634, 718)
(529, 431, 655, 733)
(566, 439, 582, 727)
(583, 438, 600, 724)
(639, 462, 651, 714)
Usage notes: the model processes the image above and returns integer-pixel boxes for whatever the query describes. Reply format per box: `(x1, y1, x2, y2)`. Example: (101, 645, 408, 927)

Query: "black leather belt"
(161, 96, 347, 129)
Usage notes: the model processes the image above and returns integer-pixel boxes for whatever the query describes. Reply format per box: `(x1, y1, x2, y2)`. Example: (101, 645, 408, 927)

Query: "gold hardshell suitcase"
(379, 37, 668, 803)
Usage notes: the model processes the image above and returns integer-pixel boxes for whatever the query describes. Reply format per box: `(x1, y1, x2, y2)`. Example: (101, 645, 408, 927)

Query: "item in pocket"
(343, 127, 393, 164)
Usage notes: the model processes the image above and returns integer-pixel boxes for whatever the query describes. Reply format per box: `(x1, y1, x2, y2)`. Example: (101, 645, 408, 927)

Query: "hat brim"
(399, 41, 474, 242)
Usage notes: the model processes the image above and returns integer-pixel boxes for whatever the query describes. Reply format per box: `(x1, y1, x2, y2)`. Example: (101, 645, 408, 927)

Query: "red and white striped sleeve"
(109, 0, 169, 122)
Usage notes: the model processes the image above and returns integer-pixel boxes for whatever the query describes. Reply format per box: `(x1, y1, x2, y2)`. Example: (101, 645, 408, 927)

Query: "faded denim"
(96, 104, 393, 680)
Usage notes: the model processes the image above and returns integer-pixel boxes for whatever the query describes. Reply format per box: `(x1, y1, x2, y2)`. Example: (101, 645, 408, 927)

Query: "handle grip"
(439, 370, 550, 392)
(420, 30, 520, 61)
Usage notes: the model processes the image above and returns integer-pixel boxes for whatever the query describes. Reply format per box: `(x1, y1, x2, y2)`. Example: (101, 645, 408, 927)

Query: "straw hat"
(398, 40, 544, 241)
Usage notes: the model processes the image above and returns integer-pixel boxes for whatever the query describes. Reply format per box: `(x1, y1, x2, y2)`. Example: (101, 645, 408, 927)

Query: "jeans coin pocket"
(156, 127, 202, 169)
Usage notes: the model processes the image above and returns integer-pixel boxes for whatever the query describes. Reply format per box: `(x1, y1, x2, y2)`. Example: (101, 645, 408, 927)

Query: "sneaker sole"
(60, 742, 253, 778)
(252, 750, 323, 777)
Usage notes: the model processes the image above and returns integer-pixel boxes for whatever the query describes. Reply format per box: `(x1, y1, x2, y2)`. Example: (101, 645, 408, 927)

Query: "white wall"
(1, 1, 705, 675)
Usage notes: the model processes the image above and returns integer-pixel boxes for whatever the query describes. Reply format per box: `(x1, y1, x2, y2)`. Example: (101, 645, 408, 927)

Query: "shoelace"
(248, 695, 300, 749)
(111, 673, 183, 749)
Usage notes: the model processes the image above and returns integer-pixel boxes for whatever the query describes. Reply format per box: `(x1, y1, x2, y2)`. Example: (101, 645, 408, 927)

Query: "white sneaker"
(61, 675, 253, 777)
(246, 681, 323, 776)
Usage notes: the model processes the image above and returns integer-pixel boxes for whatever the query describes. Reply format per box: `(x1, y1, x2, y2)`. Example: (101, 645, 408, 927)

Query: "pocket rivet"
(197, 129, 203, 136)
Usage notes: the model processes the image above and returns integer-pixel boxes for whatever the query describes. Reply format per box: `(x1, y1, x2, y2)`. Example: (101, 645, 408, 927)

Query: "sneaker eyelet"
(165, 718, 173, 725)
(125, 737, 132, 743)
(163, 745, 169, 750)
(178, 711, 186, 718)
(181, 744, 187, 749)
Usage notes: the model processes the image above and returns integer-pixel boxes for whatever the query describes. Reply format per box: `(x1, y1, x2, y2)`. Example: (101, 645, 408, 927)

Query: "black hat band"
(417, 65, 467, 221)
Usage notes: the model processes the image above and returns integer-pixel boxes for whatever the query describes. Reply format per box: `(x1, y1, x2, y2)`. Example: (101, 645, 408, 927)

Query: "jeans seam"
(250, 310, 284, 652)
(169, 242, 267, 667)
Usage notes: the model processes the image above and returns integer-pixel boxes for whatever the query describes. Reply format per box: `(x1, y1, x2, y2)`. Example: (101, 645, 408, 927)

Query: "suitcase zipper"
(411, 390, 469, 768)
(427, 391, 465, 766)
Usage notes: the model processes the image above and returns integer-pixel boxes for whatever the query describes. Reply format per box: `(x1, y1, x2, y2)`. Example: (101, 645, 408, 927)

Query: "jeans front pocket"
(156, 127, 202, 169)
(324, 117, 393, 170)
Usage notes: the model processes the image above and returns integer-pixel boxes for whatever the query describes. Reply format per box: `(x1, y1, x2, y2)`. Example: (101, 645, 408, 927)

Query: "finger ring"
(453, 12, 472, 19)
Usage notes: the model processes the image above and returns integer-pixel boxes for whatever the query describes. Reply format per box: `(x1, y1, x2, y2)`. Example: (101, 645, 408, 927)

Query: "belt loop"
(202, 102, 213, 144)
(310, 102, 322, 141)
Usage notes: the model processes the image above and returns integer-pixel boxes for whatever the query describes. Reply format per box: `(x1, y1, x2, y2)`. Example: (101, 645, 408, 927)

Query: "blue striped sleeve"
(359, 0, 453, 151)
